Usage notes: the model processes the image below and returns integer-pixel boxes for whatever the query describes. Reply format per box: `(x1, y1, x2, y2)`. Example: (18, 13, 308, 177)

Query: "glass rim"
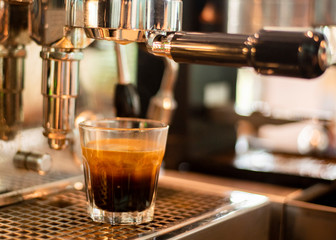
(78, 117, 169, 131)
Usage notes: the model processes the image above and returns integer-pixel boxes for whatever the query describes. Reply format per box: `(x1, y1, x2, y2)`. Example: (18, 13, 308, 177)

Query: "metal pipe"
(41, 49, 82, 150)
(147, 58, 179, 124)
(148, 32, 249, 67)
(147, 29, 330, 79)
(0, 2, 29, 140)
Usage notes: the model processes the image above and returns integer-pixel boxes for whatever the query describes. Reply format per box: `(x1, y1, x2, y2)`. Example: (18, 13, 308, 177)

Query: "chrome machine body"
(0, 0, 332, 202)
(0, 0, 330, 151)
(0, 1, 335, 239)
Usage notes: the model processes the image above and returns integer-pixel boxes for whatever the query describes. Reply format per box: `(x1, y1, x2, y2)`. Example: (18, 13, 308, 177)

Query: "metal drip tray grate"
(0, 127, 83, 206)
(0, 168, 81, 207)
(0, 169, 76, 193)
(0, 180, 269, 240)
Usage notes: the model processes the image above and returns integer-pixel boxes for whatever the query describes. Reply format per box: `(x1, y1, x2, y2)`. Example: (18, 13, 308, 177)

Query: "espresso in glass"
(79, 118, 168, 225)
(82, 138, 164, 212)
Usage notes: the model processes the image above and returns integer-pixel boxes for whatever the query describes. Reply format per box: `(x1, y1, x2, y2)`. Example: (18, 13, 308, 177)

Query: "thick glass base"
(88, 204, 155, 225)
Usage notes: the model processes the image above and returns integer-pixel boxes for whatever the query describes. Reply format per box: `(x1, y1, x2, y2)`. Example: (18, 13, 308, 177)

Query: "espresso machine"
(0, 0, 335, 239)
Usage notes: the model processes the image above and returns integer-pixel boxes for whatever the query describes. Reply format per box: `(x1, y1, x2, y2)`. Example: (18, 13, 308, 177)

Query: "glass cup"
(78, 118, 169, 225)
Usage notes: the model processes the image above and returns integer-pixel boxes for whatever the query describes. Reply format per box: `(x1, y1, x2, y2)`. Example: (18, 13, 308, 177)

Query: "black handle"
(251, 30, 328, 79)
(169, 30, 329, 79)
(114, 83, 141, 117)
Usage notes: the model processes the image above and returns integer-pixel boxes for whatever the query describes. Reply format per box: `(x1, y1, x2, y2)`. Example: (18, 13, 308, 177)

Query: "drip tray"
(0, 175, 270, 240)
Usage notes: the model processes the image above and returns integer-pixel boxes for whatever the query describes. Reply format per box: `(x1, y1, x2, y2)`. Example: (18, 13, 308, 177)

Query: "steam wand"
(147, 58, 179, 124)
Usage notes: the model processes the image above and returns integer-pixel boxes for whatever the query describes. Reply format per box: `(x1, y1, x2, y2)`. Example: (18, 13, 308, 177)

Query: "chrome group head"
(0, 0, 183, 149)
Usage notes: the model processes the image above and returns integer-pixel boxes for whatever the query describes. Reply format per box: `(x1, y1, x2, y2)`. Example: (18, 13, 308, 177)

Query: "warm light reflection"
(85, 1, 99, 26)
(234, 150, 336, 180)
(306, 31, 314, 38)
(320, 40, 327, 49)
(200, 2, 216, 24)
(297, 123, 329, 154)
(162, 98, 172, 110)
(230, 191, 248, 204)
(229, 191, 268, 208)
(172, 43, 219, 53)
(235, 68, 260, 116)
(75, 111, 101, 128)
(74, 181, 84, 190)
(310, 128, 322, 147)
(234, 150, 275, 172)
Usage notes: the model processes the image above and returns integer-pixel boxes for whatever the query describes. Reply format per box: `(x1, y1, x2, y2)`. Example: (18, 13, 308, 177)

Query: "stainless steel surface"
(0, 127, 82, 206)
(225, 0, 336, 33)
(284, 184, 336, 240)
(226, 0, 311, 35)
(66, 0, 85, 28)
(4, 4, 30, 46)
(147, 32, 248, 65)
(0, 0, 8, 43)
(0, 175, 82, 207)
(234, 150, 336, 181)
(13, 151, 52, 174)
(0, 45, 25, 140)
(147, 57, 179, 124)
(0, 176, 270, 240)
(0, 2, 29, 141)
(29, 0, 65, 46)
(312, 0, 336, 26)
(84, 0, 183, 43)
(115, 43, 131, 85)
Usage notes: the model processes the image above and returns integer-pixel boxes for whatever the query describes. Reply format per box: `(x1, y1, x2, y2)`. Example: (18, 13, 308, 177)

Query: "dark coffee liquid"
(82, 139, 164, 212)
(91, 169, 159, 212)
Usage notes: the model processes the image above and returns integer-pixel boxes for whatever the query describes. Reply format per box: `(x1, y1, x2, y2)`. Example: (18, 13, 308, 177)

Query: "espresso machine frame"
(0, 1, 335, 239)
